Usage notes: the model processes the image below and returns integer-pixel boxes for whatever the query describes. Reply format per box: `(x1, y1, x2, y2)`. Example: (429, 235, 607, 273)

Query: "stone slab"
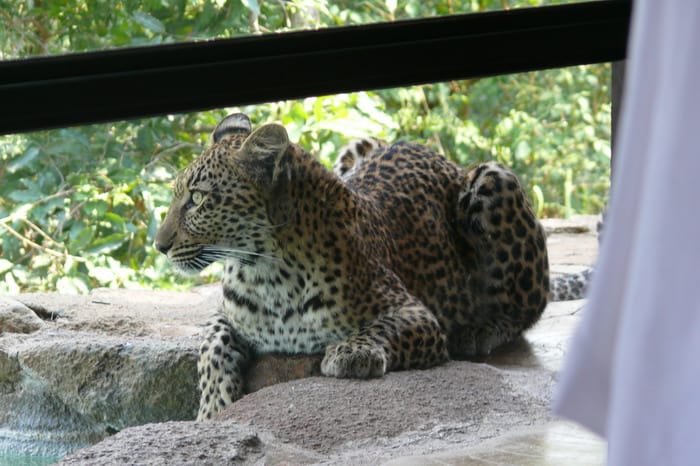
(1, 215, 601, 464)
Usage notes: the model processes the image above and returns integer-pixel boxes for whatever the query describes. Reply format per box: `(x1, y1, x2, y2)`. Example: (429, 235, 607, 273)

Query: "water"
(0, 428, 88, 466)
(0, 454, 61, 466)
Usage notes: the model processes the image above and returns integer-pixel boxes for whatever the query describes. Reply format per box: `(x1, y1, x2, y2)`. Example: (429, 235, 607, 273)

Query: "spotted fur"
(340, 137, 596, 303)
(155, 113, 551, 420)
(333, 137, 388, 179)
(548, 268, 592, 301)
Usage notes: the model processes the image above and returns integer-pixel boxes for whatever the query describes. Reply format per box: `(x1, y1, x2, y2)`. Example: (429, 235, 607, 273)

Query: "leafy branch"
(0, 188, 85, 262)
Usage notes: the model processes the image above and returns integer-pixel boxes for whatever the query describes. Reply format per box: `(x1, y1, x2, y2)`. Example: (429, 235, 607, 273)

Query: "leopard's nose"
(154, 240, 172, 255)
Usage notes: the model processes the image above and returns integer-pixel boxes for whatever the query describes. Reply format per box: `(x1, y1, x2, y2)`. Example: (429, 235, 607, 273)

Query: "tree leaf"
(515, 140, 531, 159)
(133, 11, 166, 34)
(8, 189, 43, 203)
(85, 233, 128, 255)
(0, 259, 13, 275)
(104, 212, 127, 228)
(69, 228, 94, 253)
(242, 0, 260, 15)
(7, 147, 40, 173)
(56, 276, 89, 295)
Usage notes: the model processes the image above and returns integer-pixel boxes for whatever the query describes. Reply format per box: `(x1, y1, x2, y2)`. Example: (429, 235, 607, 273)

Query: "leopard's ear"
(237, 123, 290, 187)
(212, 113, 252, 144)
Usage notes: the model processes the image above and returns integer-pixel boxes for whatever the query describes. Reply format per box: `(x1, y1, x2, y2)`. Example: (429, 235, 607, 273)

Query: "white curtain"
(553, 1, 700, 465)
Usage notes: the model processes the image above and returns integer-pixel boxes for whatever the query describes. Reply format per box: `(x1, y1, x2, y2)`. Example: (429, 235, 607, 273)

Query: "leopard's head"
(154, 113, 291, 274)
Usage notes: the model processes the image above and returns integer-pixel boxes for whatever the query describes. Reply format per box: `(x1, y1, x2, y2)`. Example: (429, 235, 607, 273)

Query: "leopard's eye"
(191, 191, 204, 206)
(185, 190, 205, 210)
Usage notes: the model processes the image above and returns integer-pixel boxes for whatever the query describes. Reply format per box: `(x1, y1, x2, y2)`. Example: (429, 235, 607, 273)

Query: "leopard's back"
(343, 141, 474, 333)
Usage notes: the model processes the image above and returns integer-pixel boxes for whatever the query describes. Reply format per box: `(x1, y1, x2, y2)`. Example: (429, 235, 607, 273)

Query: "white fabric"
(553, 1, 700, 465)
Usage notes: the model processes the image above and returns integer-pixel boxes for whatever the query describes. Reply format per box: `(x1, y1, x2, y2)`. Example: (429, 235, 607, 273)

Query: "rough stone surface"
(58, 422, 324, 465)
(0, 345, 21, 387)
(7, 286, 220, 338)
(0, 288, 219, 459)
(59, 298, 580, 465)
(0, 331, 200, 458)
(220, 360, 554, 455)
(18, 331, 199, 428)
(0, 296, 45, 334)
(0, 286, 330, 459)
(3, 216, 599, 464)
(542, 216, 599, 281)
(541, 214, 599, 235)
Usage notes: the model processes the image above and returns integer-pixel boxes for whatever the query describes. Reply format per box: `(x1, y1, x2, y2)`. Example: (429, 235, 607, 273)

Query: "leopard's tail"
(333, 137, 388, 179)
(548, 268, 593, 301)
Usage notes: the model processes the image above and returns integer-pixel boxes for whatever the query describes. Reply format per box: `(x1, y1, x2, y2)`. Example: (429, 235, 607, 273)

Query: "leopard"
(155, 112, 552, 421)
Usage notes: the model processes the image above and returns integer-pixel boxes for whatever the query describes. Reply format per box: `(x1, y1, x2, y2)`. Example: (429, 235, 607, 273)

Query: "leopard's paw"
(321, 342, 387, 378)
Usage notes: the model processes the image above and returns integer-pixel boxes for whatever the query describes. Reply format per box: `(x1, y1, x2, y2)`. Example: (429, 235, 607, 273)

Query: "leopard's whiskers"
(201, 245, 280, 264)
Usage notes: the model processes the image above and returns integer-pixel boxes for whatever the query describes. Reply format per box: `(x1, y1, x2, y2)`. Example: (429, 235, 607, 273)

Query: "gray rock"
(55, 293, 592, 465)
(0, 373, 103, 458)
(58, 354, 558, 465)
(0, 297, 44, 334)
(220, 359, 555, 464)
(541, 215, 598, 235)
(0, 284, 355, 460)
(0, 330, 199, 458)
(0, 345, 21, 387)
(59, 422, 323, 465)
(18, 331, 199, 429)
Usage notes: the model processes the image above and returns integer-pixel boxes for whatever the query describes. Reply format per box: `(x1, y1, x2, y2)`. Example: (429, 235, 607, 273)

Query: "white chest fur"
(220, 259, 348, 353)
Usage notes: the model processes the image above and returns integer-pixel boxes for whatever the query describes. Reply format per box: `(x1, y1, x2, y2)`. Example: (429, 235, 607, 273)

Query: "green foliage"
(0, 0, 608, 293)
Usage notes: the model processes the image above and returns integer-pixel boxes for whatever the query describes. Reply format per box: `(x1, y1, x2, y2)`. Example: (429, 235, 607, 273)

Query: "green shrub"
(0, 0, 609, 292)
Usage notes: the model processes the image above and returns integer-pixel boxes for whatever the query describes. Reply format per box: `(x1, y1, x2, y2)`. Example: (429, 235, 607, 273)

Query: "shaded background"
(0, 0, 610, 293)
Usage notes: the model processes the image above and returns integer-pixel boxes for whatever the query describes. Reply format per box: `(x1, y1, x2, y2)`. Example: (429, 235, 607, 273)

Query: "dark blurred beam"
(0, 0, 630, 135)
(610, 0, 633, 177)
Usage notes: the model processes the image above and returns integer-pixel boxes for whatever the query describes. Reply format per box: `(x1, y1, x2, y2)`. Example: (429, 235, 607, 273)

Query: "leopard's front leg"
(321, 303, 449, 378)
(197, 315, 251, 420)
